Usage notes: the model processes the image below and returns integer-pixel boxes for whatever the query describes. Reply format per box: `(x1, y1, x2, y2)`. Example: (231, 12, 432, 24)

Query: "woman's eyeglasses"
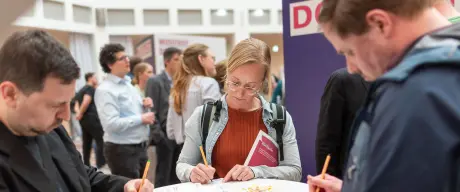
(226, 80, 261, 96)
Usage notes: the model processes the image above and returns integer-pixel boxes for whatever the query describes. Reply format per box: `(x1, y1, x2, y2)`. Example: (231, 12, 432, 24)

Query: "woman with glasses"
(176, 38, 302, 184)
(165, 43, 221, 185)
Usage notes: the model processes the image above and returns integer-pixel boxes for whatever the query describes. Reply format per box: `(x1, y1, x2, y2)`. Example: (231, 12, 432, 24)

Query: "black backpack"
(200, 100, 287, 161)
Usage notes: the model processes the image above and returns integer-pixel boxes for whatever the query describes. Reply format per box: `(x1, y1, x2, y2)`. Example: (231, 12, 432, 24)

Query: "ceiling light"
(252, 9, 264, 17)
(215, 9, 227, 17)
(272, 45, 279, 53)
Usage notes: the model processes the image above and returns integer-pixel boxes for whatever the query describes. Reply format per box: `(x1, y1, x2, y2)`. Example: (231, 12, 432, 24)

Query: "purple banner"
(282, 0, 345, 181)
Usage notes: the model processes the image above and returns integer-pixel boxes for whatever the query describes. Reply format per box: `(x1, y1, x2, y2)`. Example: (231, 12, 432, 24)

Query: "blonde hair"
(171, 43, 209, 114)
(226, 38, 272, 93)
(132, 62, 151, 85)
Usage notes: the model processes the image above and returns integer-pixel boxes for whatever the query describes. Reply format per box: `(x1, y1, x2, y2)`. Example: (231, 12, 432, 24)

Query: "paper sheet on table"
(155, 182, 223, 192)
(211, 178, 224, 184)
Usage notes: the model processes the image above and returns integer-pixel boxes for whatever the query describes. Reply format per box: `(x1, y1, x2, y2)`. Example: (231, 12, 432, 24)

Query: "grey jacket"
(176, 95, 302, 182)
(145, 71, 172, 145)
(166, 76, 222, 144)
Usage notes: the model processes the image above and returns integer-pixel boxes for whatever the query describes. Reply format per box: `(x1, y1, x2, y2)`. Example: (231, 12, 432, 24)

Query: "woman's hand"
(190, 163, 216, 184)
(223, 164, 254, 182)
(307, 174, 342, 192)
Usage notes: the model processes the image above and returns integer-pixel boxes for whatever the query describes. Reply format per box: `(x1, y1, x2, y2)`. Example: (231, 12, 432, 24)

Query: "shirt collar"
(107, 74, 130, 84)
(164, 71, 172, 82)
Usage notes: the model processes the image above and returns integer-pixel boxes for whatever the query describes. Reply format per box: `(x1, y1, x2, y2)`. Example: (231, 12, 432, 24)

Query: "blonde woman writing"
(176, 38, 302, 183)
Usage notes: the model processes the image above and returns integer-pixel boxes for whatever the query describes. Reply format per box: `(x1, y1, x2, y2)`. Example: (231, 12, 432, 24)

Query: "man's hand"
(124, 179, 154, 192)
(190, 163, 216, 184)
(143, 97, 153, 108)
(141, 112, 155, 125)
(307, 174, 342, 192)
(223, 164, 254, 182)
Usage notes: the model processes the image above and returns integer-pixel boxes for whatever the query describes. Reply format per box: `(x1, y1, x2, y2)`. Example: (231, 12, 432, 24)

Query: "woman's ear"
(198, 54, 204, 64)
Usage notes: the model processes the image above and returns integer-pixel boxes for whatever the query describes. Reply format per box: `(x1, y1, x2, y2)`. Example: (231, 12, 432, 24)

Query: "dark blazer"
(0, 122, 130, 192)
(145, 71, 172, 145)
(315, 68, 370, 178)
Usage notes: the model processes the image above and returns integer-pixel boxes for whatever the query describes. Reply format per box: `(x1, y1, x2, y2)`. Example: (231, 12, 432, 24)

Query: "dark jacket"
(342, 24, 460, 192)
(145, 71, 172, 146)
(0, 122, 130, 192)
(316, 68, 369, 178)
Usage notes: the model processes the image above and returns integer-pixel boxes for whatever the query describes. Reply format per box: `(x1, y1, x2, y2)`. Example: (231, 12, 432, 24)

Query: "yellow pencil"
(138, 160, 151, 192)
(199, 146, 208, 166)
(316, 154, 331, 192)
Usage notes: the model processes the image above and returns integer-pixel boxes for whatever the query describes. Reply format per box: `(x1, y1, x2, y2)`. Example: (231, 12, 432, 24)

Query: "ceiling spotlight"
(215, 9, 227, 17)
(272, 45, 279, 53)
(252, 9, 264, 17)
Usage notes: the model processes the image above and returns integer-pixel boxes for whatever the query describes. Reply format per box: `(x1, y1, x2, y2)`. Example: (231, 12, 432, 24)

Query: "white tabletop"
(155, 179, 309, 192)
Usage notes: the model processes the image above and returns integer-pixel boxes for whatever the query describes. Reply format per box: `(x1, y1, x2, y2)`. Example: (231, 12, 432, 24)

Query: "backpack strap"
(270, 103, 286, 161)
(201, 100, 222, 152)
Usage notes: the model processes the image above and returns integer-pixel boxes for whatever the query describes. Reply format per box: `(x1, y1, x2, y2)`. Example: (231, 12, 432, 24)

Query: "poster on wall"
(153, 34, 227, 74)
(289, 0, 322, 37)
(135, 36, 155, 74)
(290, 0, 457, 37)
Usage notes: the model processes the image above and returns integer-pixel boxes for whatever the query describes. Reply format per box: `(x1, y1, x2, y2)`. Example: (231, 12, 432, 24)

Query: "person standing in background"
(132, 62, 156, 182)
(168, 43, 221, 184)
(315, 68, 369, 179)
(270, 75, 283, 104)
(127, 56, 143, 79)
(132, 62, 154, 96)
(75, 72, 106, 168)
(145, 47, 182, 186)
(167, 44, 220, 144)
(214, 59, 228, 94)
(95, 43, 155, 179)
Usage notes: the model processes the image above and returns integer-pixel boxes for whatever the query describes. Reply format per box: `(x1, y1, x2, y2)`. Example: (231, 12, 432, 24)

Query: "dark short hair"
(319, 0, 433, 37)
(163, 47, 182, 63)
(99, 43, 125, 73)
(84, 72, 95, 82)
(0, 30, 80, 94)
(129, 56, 143, 72)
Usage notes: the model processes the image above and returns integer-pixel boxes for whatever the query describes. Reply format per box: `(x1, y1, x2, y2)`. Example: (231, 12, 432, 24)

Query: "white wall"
(251, 33, 284, 77)
(0, 25, 70, 48)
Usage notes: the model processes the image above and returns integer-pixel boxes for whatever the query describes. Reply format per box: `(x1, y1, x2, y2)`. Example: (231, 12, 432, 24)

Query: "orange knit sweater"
(212, 107, 268, 178)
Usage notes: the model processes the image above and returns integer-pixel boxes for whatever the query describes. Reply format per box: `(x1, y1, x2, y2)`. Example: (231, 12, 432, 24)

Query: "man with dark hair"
(0, 30, 153, 191)
(316, 68, 369, 179)
(75, 72, 105, 168)
(95, 43, 155, 179)
(308, 0, 460, 191)
(128, 56, 143, 78)
(145, 47, 182, 187)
